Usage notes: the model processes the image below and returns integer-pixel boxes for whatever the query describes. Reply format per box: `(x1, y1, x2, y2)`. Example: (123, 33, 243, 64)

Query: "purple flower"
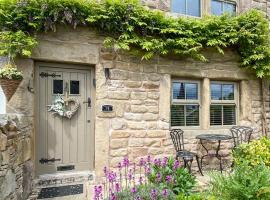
(162, 189, 169, 197)
(94, 185, 103, 200)
(151, 189, 158, 200)
(103, 166, 107, 175)
(144, 166, 151, 175)
(128, 169, 133, 181)
(118, 162, 122, 170)
(147, 155, 151, 163)
(107, 171, 117, 183)
(135, 196, 142, 200)
(115, 182, 121, 192)
(154, 158, 161, 167)
(123, 157, 130, 167)
(173, 160, 180, 170)
(156, 172, 162, 182)
(165, 175, 172, 183)
(110, 192, 116, 200)
(139, 158, 145, 166)
(131, 187, 137, 194)
(162, 157, 168, 167)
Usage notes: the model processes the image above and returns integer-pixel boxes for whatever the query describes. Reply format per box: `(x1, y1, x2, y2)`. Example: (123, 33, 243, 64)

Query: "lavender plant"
(93, 156, 195, 200)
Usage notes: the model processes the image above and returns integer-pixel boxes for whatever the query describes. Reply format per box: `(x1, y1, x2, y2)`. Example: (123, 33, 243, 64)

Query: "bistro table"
(196, 134, 233, 174)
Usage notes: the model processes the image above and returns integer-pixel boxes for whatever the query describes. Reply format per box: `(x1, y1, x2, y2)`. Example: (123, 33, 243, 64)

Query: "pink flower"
(123, 157, 130, 167)
(131, 187, 137, 194)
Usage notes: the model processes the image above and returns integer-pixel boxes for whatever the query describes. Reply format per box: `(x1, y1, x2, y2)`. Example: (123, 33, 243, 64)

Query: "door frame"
(34, 62, 96, 176)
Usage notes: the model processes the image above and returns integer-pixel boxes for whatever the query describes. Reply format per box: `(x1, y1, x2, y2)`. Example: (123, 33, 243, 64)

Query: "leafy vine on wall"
(0, 0, 270, 78)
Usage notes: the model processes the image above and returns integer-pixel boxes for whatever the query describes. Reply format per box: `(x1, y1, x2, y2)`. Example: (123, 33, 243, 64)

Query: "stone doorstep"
(35, 171, 95, 189)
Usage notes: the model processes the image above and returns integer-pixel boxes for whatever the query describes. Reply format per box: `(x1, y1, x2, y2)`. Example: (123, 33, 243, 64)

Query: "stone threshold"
(35, 171, 95, 188)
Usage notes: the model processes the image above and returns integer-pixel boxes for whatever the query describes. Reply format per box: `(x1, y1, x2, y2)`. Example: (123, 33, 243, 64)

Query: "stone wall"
(0, 115, 33, 200)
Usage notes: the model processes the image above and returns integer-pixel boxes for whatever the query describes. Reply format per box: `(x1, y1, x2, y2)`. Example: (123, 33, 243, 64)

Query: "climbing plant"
(0, 0, 270, 78)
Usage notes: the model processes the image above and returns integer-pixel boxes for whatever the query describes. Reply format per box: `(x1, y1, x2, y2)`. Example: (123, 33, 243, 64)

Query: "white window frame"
(171, 80, 201, 128)
(210, 81, 238, 127)
(170, 0, 202, 18)
(211, 0, 237, 16)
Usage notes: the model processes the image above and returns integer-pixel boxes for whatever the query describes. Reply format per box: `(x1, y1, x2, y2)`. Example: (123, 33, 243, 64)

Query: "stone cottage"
(1, 0, 270, 199)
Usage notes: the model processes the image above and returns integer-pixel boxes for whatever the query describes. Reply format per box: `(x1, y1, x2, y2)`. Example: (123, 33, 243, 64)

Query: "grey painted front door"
(35, 63, 94, 175)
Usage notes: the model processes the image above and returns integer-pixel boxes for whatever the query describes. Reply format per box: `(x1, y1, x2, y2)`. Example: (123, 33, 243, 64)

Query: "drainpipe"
(261, 78, 268, 137)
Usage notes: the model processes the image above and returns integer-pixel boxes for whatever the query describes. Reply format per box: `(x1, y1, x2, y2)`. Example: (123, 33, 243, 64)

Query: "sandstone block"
(110, 139, 128, 149)
(129, 138, 144, 147)
(144, 138, 161, 147)
(124, 81, 142, 88)
(143, 113, 158, 121)
(130, 100, 143, 105)
(131, 148, 148, 159)
(111, 119, 127, 130)
(145, 100, 158, 106)
(143, 65, 157, 73)
(148, 148, 164, 155)
(147, 92, 160, 100)
(110, 149, 128, 157)
(147, 122, 157, 130)
(130, 105, 147, 113)
(0, 133, 7, 151)
(110, 69, 129, 80)
(131, 92, 147, 100)
(147, 106, 159, 114)
(115, 61, 129, 70)
(23, 138, 31, 162)
(147, 131, 166, 138)
(101, 52, 116, 60)
(124, 113, 142, 121)
(128, 122, 147, 130)
(131, 131, 147, 138)
(108, 91, 130, 100)
(143, 82, 160, 89)
(110, 157, 124, 167)
(111, 131, 130, 139)
(148, 74, 161, 81)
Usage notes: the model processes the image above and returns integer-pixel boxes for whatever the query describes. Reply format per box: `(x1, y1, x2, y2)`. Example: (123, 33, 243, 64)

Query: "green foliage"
(112, 184, 176, 200)
(147, 157, 196, 195)
(176, 193, 216, 200)
(209, 163, 270, 200)
(0, 0, 270, 77)
(233, 137, 270, 167)
(0, 63, 23, 80)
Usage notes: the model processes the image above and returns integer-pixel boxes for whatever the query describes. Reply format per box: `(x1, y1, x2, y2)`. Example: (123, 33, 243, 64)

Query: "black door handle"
(83, 97, 91, 108)
(39, 158, 61, 164)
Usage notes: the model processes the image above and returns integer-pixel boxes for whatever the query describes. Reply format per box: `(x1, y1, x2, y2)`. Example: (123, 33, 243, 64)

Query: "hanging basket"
(0, 78, 22, 101)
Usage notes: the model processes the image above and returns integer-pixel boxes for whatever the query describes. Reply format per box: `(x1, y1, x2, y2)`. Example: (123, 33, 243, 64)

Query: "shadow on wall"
(0, 86, 6, 114)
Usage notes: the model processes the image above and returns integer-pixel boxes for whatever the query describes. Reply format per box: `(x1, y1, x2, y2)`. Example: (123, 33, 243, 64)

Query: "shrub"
(209, 162, 270, 200)
(147, 157, 196, 195)
(0, 64, 23, 80)
(233, 137, 270, 167)
(176, 193, 216, 200)
(93, 156, 195, 200)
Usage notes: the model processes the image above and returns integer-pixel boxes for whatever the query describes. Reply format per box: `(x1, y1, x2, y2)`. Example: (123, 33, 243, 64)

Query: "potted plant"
(0, 63, 23, 101)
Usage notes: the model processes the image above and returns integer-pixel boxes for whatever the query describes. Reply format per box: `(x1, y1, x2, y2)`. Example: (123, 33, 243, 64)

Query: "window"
(171, 0, 201, 17)
(210, 82, 237, 126)
(171, 81, 200, 127)
(211, 0, 236, 16)
(70, 80, 80, 95)
(53, 80, 63, 94)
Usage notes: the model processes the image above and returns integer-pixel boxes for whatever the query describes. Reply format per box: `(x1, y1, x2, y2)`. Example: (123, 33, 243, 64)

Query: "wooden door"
(35, 63, 94, 175)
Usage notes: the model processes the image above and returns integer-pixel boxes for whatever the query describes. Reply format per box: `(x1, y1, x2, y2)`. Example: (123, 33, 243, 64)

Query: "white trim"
(170, 0, 203, 18)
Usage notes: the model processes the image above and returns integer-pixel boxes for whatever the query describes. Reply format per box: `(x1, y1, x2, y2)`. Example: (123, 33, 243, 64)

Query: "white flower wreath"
(47, 95, 80, 119)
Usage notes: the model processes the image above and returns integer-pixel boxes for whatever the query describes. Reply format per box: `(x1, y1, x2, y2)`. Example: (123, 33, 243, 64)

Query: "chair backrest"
(170, 129, 185, 152)
(230, 126, 253, 147)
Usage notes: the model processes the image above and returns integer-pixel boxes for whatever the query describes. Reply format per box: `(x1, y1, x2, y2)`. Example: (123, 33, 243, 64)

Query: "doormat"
(37, 184, 83, 199)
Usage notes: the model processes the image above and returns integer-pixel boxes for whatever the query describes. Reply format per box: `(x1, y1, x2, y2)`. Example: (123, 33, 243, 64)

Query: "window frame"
(170, 0, 202, 18)
(171, 79, 201, 128)
(211, 0, 237, 16)
(210, 81, 238, 128)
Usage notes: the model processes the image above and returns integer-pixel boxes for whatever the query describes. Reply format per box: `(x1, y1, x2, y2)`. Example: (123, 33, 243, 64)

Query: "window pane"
(187, 0, 201, 17)
(70, 80, 80, 95)
(223, 105, 236, 125)
(53, 80, 63, 94)
(186, 83, 198, 99)
(210, 105, 222, 125)
(211, 83, 222, 100)
(171, 105, 185, 126)
(173, 82, 185, 99)
(186, 105, 199, 126)
(224, 2, 236, 15)
(171, 0, 186, 14)
(211, 0, 222, 16)
(223, 84, 234, 100)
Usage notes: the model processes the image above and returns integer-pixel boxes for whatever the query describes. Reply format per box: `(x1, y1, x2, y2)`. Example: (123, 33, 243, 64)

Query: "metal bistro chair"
(170, 129, 203, 175)
(230, 126, 254, 148)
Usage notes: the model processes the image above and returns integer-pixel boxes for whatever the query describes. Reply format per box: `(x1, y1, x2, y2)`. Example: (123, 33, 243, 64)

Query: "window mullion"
(185, 0, 188, 15)
(221, 104, 224, 126)
(184, 105, 186, 126)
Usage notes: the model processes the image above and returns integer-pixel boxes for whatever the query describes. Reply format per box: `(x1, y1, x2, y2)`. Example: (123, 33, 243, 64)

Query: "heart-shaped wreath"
(47, 95, 80, 119)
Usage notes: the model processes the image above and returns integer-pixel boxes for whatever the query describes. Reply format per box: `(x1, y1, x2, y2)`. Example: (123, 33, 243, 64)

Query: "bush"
(209, 162, 270, 200)
(147, 157, 196, 195)
(233, 137, 270, 167)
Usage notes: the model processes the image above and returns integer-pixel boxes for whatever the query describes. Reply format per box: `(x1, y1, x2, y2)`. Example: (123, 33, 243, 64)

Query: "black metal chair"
(230, 126, 254, 148)
(170, 129, 203, 175)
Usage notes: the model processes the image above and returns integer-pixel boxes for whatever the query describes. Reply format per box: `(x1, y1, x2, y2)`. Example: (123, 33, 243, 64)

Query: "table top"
(196, 134, 233, 141)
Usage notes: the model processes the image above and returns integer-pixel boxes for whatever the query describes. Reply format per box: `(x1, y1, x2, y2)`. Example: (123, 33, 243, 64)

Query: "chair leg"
(183, 158, 193, 174)
(196, 155, 203, 176)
